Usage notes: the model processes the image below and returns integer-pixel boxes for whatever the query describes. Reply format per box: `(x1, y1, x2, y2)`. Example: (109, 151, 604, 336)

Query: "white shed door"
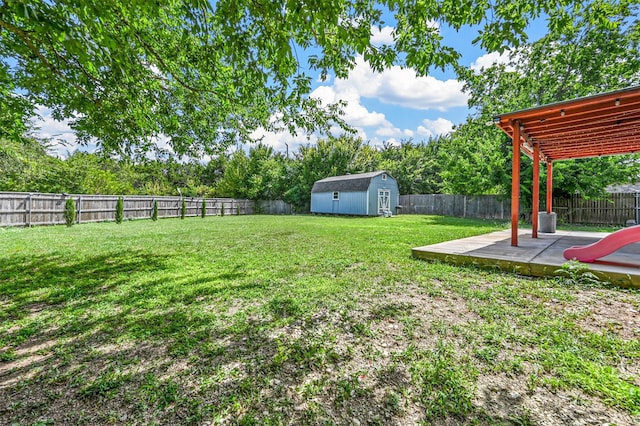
(378, 189, 390, 215)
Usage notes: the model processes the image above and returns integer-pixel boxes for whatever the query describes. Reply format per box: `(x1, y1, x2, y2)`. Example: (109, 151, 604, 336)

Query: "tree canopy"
(440, 0, 640, 200)
(0, 0, 622, 154)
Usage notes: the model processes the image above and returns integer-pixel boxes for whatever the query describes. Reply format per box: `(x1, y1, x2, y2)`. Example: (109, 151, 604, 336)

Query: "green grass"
(1, 215, 639, 425)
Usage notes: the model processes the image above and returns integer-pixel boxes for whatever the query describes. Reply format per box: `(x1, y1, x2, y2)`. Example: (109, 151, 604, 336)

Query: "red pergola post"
(546, 162, 553, 214)
(532, 142, 540, 238)
(511, 121, 521, 246)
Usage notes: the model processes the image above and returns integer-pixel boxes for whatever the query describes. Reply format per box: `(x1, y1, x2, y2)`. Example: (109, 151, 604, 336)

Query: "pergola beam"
(511, 121, 521, 247)
(546, 162, 553, 214)
(521, 102, 640, 132)
(532, 142, 540, 238)
(496, 86, 640, 247)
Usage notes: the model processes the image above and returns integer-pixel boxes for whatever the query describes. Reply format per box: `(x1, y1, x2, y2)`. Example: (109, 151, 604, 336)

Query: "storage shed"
(311, 171, 399, 216)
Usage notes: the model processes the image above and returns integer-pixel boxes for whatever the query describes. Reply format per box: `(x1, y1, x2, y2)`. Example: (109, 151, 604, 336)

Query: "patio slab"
(412, 229, 640, 288)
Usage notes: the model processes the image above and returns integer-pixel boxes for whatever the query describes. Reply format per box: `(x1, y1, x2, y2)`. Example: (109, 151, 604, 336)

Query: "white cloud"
(416, 117, 454, 138)
(310, 84, 391, 129)
(31, 106, 79, 158)
(371, 26, 395, 46)
(375, 126, 415, 138)
(254, 54, 467, 152)
(470, 51, 514, 72)
(334, 56, 467, 111)
(375, 127, 401, 137)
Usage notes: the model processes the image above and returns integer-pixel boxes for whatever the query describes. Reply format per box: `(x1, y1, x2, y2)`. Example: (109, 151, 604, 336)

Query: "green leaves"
(449, 1, 640, 198)
(3, 0, 628, 155)
(64, 197, 76, 227)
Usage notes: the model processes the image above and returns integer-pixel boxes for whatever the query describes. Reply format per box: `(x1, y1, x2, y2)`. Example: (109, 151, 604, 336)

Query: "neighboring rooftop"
(607, 183, 640, 193)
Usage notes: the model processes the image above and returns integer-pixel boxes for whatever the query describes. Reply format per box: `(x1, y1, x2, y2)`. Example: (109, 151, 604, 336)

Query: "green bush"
(64, 198, 76, 227)
(237, 203, 241, 215)
(220, 202, 224, 217)
(180, 199, 186, 219)
(115, 197, 124, 224)
(152, 200, 158, 221)
(201, 199, 206, 218)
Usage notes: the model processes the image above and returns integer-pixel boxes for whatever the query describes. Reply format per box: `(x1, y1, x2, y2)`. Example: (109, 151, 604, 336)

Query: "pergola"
(494, 86, 640, 246)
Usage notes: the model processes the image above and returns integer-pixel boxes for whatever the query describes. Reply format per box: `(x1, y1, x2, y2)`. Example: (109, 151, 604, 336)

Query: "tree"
(0, 137, 68, 193)
(284, 137, 364, 210)
(438, 121, 511, 196)
(115, 197, 124, 224)
(64, 197, 76, 227)
(216, 144, 289, 200)
(446, 1, 640, 199)
(152, 200, 158, 221)
(379, 140, 442, 194)
(64, 152, 136, 195)
(0, 0, 616, 154)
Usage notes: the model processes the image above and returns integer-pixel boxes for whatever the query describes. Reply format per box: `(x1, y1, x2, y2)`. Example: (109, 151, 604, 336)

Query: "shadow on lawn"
(1, 250, 529, 425)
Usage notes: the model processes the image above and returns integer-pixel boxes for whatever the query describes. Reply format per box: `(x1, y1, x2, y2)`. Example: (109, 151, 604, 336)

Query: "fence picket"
(3, 191, 637, 227)
(0, 192, 290, 227)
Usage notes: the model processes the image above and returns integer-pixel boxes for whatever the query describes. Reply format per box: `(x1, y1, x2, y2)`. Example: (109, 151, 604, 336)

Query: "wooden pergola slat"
(494, 86, 640, 246)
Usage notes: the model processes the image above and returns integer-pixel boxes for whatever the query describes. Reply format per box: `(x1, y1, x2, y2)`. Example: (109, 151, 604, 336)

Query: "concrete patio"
(412, 229, 640, 288)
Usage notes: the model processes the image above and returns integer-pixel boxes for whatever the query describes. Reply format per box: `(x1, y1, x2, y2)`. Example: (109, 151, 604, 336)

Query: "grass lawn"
(1, 215, 639, 425)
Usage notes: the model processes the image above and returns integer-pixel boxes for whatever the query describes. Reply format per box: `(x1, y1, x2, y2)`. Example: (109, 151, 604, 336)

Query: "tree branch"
(0, 18, 100, 106)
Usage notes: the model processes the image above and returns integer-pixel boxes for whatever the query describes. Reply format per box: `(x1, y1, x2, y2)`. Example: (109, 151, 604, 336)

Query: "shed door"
(378, 189, 390, 215)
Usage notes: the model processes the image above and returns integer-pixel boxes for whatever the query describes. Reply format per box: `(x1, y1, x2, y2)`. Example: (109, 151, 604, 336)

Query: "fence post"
(635, 193, 639, 225)
(27, 193, 32, 227)
(77, 196, 82, 223)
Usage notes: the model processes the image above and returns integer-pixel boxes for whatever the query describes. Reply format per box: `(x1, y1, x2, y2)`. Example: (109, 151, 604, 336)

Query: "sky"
(33, 15, 543, 159)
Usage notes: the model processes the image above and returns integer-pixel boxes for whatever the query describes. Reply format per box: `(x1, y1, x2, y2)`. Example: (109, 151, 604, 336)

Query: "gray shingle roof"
(311, 171, 390, 193)
(606, 183, 640, 193)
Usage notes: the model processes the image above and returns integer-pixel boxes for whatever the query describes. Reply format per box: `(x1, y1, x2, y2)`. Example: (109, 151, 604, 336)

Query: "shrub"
(237, 203, 241, 215)
(64, 198, 76, 227)
(152, 200, 158, 221)
(220, 202, 225, 217)
(115, 197, 124, 224)
(180, 199, 186, 219)
(201, 198, 206, 218)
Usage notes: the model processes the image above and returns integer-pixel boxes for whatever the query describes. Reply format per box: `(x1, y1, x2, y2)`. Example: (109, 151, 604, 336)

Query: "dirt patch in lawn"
(475, 373, 637, 426)
(2, 282, 639, 425)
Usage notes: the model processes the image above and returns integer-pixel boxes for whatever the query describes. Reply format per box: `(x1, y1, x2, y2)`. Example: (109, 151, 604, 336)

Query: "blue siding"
(310, 172, 400, 216)
(311, 191, 369, 215)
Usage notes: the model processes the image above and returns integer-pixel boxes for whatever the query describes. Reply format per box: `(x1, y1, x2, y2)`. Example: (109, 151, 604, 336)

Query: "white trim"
(332, 191, 339, 200)
(366, 188, 369, 215)
(378, 189, 391, 215)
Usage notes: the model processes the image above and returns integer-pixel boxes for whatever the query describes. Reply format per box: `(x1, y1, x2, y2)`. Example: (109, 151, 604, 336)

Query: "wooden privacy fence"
(0, 192, 261, 227)
(551, 193, 640, 226)
(399, 194, 510, 220)
(400, 193, 640, 226)
(3, 191, 637, 227)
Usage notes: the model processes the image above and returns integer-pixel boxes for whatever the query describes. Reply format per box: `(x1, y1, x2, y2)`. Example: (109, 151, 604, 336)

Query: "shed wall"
(311, 191, 369, 215)
(367, 175, 400, 215)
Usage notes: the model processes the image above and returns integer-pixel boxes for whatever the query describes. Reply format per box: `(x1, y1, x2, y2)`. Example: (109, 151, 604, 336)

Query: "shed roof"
(311, 171, 390, 193)
(494, 86, 640, 162)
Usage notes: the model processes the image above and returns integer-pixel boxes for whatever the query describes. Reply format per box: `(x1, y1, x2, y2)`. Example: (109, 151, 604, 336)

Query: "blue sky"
(249, 20, 525, 154)
(34, 14, 547, 158)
